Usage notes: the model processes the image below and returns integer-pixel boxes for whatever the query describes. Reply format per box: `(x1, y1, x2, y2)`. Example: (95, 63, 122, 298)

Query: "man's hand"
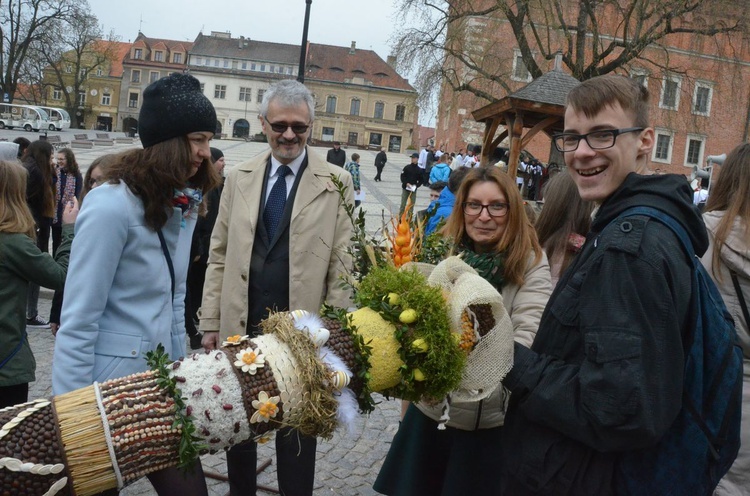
(50, 323, 59, 336)
(202, 331, 220, 350)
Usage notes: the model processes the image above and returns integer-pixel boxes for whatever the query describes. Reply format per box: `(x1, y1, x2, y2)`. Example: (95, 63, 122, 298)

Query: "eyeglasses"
(462, 202, 509, 217)
(552, 127, 644, 152)
(266, 120, 311, 134)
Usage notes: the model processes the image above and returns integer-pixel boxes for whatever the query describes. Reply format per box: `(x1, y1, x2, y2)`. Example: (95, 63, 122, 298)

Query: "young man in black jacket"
(500, 75, 709, 494)
(399, 152, 423, 215)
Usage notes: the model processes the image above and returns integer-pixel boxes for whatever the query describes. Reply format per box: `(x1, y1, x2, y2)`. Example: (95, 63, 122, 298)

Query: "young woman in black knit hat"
(52, 73, 220, 495)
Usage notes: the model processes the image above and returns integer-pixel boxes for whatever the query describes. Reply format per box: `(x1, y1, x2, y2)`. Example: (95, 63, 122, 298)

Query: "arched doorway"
(123, 117, 138, 137)
(215, 121, 223, 139)
(233, 119, 250, 138)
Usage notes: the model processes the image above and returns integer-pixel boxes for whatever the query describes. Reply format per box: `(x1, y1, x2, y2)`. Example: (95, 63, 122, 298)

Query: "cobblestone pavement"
(22, 137, 431, 495)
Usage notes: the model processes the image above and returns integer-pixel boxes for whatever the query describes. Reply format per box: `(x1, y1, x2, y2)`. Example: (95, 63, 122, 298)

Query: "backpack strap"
(614, 206, 732, 459)
(157, 229, 175, 298)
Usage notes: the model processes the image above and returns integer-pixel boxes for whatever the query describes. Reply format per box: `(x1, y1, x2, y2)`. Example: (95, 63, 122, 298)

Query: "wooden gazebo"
(471, 56, 580, 177)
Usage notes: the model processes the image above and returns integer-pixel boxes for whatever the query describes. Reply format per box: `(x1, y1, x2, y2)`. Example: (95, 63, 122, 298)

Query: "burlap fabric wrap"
(426, 257, 515, 402)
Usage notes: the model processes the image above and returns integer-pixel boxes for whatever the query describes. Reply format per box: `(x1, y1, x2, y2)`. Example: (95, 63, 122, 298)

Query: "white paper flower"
(250, 391, 280, 423)
(234, 349, 265, 374)
(223, 334, 249, 347)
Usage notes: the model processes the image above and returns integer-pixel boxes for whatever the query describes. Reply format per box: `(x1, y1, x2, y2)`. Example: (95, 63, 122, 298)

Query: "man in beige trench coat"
(200, 79, 354, 496)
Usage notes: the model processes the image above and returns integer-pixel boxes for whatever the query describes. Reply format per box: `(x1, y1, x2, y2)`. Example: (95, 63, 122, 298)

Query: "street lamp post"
(297, 0, 312, 83)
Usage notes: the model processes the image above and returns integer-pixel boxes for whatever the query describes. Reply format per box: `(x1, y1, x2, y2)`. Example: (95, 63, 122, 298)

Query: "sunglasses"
(267, 121, 310, 134)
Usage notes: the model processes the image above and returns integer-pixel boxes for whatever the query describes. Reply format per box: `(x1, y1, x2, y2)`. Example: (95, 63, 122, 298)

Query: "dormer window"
(173, 53, 182, 64)
(154, 51, 163, 62)
(134, 48, 143, 60)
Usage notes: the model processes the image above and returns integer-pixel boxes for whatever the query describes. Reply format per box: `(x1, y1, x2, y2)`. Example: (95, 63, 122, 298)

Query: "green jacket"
(0, 224, 72, 386)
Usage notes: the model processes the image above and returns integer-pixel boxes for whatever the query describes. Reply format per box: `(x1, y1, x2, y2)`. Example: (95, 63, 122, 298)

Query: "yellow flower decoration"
(234, 349, 265, 374)
(223, 334, 249, 347)
(250, 391, 280, 423)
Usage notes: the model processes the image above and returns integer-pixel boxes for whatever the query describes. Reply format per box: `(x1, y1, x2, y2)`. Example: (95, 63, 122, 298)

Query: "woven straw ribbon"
(425, 257, 515, 402)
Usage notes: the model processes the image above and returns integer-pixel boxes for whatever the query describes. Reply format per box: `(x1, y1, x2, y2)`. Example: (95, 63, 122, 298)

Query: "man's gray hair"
(260, 79, 315, 121)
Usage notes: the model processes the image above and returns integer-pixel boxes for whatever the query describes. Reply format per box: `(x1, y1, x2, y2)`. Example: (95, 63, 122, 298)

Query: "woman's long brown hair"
(0, 160, 37, 238)
(104, 136, 220, 231)
(704, 143, 750, 280)
(442, 166, 542, 286)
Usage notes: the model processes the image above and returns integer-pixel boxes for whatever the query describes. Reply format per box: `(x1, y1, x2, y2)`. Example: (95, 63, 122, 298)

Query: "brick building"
(436, 1, 750, 177)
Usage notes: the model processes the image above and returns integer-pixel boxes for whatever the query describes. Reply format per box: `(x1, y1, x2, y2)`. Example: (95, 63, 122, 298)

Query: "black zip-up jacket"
(501, 173, 707, 495)
(400, 162, 423, 191)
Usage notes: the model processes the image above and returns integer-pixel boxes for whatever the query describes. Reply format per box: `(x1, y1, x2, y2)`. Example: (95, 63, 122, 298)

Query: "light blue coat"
(52, 182, 195, 394)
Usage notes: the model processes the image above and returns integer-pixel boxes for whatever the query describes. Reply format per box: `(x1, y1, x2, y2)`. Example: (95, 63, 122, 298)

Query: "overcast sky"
(88, 0, 400, 61)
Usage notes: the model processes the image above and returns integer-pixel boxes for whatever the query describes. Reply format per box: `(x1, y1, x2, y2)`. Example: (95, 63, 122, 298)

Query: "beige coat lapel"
(235, 152, 270, 233)
(292, 150, 335, 222)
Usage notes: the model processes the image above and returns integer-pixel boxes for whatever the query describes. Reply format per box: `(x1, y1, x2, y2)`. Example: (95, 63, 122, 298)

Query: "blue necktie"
(263, 165, 292, 239)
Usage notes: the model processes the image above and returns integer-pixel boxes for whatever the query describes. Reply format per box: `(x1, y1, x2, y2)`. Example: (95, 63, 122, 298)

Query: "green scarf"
(459, 247, 506, 291)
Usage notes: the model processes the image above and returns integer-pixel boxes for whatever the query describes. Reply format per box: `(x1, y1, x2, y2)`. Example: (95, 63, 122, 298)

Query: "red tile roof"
(306, 43, 414, 92)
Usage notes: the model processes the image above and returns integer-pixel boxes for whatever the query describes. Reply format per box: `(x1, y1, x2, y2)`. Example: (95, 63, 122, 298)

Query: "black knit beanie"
(210, 147, 224, 163)
(138, 73, 217, 148)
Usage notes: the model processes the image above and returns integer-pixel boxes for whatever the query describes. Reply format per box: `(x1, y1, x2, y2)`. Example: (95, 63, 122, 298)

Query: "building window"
(154, 51, 163, 62)
(77, 90, 86, 106)
(659, 75, 682, 111)
(685, 135, 705, 166)
(101, 93, 111, 106)
(128, 92, 139, 108)
(241, 61, 247, 70)
(270, 65, 275, 73)
(52, 88, 62, 100)
(149, 71, 159, 83)
(251, 62, 256, 71)
(80, 68, 86, 78)
(256, 89, 265, 103)
(630, 68, 648, 89)
(224, 60, 229, 68)
(96, 68, 103, 77)
(350, 98, 360, 116)
(133, 48, 142, 60)
(374, 102, 385, 119)
(287, 66, 293, 75)
(214, 59, 220, 67)
(326, 96, 337, 113)
(260, 64, 266, 72)
(204, 58, 211, 66)
(195, 56, 202, 65)
(389, 135, 402, 153)
(131, 70, 141, 83)
(173, 53, 182, 64)
(65, 64, 72, 73)
(214, 85, 226, 99)
(653, 129, 674, 163)
(322, 127, 335, 141)
(348, 132, 358, 145)
(239, 87, 251, 101)
(512, 49, 532, 82)
(693, 82, 713, 116)
(395, 105, 405, 121)
(200, 83, 205, 93)
(369, 133, 382, 147)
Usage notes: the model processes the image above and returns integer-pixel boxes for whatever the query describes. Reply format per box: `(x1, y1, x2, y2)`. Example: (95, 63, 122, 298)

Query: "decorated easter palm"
(0, 257, 514, 495)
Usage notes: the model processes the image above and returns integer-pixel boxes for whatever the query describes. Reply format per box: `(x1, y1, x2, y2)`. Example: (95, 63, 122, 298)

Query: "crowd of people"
(0, 73, 748, 496)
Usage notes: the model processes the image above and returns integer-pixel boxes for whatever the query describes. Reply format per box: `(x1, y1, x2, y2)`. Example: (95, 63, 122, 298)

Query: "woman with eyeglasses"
(374, 166, 552, 496)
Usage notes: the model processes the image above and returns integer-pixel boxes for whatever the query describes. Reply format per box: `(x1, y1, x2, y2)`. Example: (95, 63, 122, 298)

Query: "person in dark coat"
(374, 147, 387, 181)
(185, 147, 225, 349)
(400, 152, 423, 216)
(326, 141, 346, 167)
(501, 75, 711, 495)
